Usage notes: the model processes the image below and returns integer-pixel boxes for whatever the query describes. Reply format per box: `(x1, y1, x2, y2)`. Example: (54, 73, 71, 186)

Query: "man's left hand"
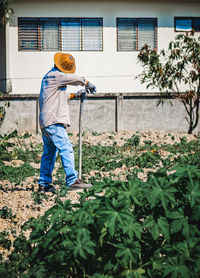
(70, 89, 86, 99)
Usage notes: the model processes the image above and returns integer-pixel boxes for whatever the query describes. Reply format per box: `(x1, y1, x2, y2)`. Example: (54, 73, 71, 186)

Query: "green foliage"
(0, 130, 42, 162)
(161, 139, 200, 169)
(0, 130, 41, 186)
(0, 161, 39, 184)
(0, 130, 200, 277)
(53, 135, 200, 187)
(0, 92, 10, 126)
(0, 0, 15, 26)
(1, 165, 200, 277)
(0, 206, 15, 219)
(137, 31, 200, 134)
(0, 130, 39, 159)
(125, 135, 140, 147)
(0, 231, 11, 250)
(31, 191, 49, 205)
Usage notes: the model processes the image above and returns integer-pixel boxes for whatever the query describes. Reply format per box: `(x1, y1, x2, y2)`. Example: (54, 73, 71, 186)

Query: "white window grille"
(117, 18, 157, 51)
(18, 17, 103, 51)
(18, 18, 39, 50)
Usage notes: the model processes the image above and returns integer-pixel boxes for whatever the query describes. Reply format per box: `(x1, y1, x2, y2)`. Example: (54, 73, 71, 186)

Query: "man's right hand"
(85, 82, 96, 94)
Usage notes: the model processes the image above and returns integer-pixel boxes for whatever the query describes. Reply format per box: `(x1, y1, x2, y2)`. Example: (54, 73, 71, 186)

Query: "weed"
(31, 192, 49, 205)
(125, 134, 140, 147)
(0, 231, 11, 250)
(0, 161, 39, 184)
(0, 206, 15, 219)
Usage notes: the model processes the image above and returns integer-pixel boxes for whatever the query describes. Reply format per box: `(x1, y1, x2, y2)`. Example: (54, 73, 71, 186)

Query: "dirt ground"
(0, 130, 197, 257)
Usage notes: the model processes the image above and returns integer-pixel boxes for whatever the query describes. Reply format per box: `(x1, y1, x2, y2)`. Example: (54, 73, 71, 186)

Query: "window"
(175, 17, 200, 32)
(18, 17, 103, 51)
(117, 18, 157, 51)
(18, 18, 39, 50)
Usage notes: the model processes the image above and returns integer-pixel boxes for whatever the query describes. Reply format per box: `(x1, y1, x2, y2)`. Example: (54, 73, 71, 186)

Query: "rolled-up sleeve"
(56, 73, 86, 87)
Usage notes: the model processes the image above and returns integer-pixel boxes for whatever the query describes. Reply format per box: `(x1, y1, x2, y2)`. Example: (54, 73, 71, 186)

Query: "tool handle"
(78, 96, 85, 180)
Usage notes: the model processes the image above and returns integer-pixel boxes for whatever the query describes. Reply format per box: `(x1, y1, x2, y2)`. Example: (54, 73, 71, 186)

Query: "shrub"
(1, 165, 200, 278)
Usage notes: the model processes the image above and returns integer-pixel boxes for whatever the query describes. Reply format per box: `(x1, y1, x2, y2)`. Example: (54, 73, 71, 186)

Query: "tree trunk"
(187, 99, 193, 134)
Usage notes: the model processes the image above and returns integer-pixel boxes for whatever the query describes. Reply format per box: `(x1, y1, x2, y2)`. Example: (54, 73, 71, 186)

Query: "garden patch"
(0, 130, 199, 277)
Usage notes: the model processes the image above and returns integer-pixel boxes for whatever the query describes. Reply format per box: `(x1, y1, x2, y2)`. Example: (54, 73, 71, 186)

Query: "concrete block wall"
(0, 94, 199, 135)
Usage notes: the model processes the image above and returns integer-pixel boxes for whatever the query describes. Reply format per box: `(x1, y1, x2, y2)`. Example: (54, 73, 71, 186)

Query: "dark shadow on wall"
(0, 26, 6, 93)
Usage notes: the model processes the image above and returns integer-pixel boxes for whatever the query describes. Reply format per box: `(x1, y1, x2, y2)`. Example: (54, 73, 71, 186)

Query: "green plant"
(0, 0, 15, 26)
(1, 165, 200, 277)
(0, 206, 15, 219)
(137, 31, 200, 134)
(143, 140, 152, 146)
(0, 130, 200, 277)
(0, 130, 42, 162)
(125, 135, 140, 147)
(0, 231, 11, 250)
(0, 161, 39, 184)
(0, 93, 10, 126)
(31, 191, 49, 205)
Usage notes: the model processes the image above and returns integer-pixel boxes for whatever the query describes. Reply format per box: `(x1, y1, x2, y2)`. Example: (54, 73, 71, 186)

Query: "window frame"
(18, 17, 103, 52)
(116, 17, 158, 52)
(174, 17, 200, 32)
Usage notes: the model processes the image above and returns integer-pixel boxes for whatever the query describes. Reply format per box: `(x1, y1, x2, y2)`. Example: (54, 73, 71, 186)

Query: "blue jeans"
(38, 124, 78, 187)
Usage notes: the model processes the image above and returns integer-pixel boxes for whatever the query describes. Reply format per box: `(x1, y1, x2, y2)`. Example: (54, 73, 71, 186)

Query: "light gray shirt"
(39, 67, 85, 129)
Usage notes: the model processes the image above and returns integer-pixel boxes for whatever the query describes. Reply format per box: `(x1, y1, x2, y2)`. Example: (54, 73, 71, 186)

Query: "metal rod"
(78, 95, 85, 180)
(36, 97, 39, 134)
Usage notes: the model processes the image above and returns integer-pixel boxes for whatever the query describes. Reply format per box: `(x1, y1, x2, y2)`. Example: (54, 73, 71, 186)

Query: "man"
(38, 52, 96, 192)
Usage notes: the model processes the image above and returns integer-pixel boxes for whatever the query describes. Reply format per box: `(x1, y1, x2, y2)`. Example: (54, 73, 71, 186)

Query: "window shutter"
(194, 18, 200, 31)
(18, 18, 39, 50)
(138, 19, 157, 50)
(82, 18, 103, 51)
(117, 19, 136, 51)
(61, 19, 81, 51)
(41, 19, 60, 51)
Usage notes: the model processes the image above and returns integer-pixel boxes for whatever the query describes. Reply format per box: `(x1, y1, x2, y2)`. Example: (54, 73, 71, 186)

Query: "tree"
(0, 0, 14, 26)
(137, 31, 200, 134)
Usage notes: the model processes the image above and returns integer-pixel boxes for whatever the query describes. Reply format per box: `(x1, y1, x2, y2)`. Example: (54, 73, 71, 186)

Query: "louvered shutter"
(117, 19, 136, 51)
(61, 19, 81, 51)
(194, 18, 200, 31)
(18, 18, 39, 51)
(138, 19, 157, 50)
(41, 19, 60, 51)
(82, 18, 103, 51)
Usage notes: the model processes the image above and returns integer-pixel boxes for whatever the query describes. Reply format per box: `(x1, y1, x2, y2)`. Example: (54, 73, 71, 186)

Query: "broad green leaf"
(158, 217, 170, 242)
(186, 181, 200, 207)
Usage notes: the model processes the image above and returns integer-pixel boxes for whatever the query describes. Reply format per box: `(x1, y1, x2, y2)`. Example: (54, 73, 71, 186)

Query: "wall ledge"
(0, 92, 177, 100)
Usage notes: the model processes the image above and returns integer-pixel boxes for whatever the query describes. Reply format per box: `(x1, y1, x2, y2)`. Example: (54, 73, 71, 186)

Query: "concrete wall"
(6, 0, 200, 94)
(0, 94, 199, 135)
(0, 98, 38, 133)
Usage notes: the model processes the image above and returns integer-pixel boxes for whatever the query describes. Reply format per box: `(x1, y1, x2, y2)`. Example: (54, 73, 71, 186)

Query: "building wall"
(7, 0, 200, 94)
(1, 0, 199, 135)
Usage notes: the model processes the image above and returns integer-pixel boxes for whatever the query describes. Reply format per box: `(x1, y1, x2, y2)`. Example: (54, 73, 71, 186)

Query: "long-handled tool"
(77, 84, 96, 180)
(78, 91, 86, 180)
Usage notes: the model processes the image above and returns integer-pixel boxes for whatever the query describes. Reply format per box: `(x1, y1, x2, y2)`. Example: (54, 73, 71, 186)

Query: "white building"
(1, 0, 200, 94)
(0, 0, 200, 134)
